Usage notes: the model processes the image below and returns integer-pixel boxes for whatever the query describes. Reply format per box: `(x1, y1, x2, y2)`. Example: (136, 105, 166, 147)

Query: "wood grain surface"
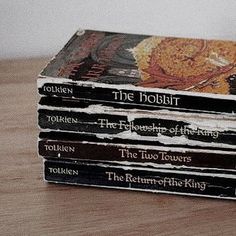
(0, 58, 235, 236)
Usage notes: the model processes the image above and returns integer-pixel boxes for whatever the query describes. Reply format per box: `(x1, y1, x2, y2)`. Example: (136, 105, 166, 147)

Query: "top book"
(38, 29, 236, 116)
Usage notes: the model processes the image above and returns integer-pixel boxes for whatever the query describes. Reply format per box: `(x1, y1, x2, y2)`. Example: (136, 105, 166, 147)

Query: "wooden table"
(0, 58, 235, 236)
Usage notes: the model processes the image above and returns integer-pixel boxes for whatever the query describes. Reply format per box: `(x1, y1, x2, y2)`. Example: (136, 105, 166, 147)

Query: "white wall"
(0, 0, 236, 59)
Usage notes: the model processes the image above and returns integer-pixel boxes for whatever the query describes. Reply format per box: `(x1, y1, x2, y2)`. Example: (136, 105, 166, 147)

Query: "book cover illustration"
(40, 30, 236, 96)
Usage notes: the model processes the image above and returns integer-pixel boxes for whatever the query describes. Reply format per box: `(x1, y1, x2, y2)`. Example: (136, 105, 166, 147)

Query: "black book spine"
(38, 107, 236, 149)
(44, 160, 236, 200)
(39, 138, 236, 171)
(38, 81, 236, 115)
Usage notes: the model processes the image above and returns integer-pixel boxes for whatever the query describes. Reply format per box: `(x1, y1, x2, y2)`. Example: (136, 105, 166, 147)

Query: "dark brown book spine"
(38, 139, 236, 171)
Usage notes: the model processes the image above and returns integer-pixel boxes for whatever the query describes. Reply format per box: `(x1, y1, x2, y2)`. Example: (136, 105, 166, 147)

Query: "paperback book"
(38, 29, 236, 116)
(37, 29, 236, 200)
(39, 131, 236, 171)
(44, 159, 236, 200)
(38, 103, 236, 150)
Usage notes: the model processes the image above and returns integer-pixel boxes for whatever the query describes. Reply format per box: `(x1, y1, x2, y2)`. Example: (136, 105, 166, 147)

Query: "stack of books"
(37, 29, 236, 200)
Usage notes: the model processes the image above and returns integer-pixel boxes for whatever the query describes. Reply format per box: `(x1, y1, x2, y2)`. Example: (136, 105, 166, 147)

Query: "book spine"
(37, 80, 236, 115)
(44, 160, 236, 200)
(39, 138, 236, 171)
(38, 108, 236, 149)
